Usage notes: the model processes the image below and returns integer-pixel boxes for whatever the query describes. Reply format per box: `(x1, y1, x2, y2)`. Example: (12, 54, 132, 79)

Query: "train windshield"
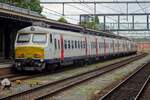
(32, 33, 47, 43)
(17, 33, 31, 43)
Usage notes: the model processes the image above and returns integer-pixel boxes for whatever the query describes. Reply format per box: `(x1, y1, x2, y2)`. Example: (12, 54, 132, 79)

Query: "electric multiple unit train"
(14, 26, 137, 71)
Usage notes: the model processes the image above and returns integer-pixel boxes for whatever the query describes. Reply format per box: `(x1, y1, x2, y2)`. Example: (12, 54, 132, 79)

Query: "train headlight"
(40, 59, 44, 62)
(17, 62, 21, 66)
(34, 54, 42, 58)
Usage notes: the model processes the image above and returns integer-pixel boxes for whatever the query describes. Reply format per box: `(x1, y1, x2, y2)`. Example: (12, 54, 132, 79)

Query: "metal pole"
(126, 3, 128, 21)
(62, 3, 64, 16)
(118, 16, 120, 30)
(104, 16, 106, 31)
(147, 15, 149, 30)
(94, 3, 96, 29)
(132, 15, 134, 30)
(94, 3, 96, 15)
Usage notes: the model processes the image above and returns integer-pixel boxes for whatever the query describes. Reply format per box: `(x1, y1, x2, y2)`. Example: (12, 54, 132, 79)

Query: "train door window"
(64, 40, 67, 49)
(100, 43, 101, 48)
(115, 43, 117, 48)
(54, 39, 57, 50)
(50, 34, 52, 43)
(78, 41, 80, 48)
(58, 40, 60, 50)
(85, 41, 86, 48)
(82, 41, 84, 48)
(99, 42, 102, 48)
(68, 40, 70, 49)
(103, 42, 105, 48)
(83, 41, 85, 48)
(110, 43, 112, 48)
(100, 42, 101, 48)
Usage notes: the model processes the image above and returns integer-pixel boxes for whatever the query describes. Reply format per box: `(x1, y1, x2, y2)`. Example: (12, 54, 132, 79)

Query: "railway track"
(138, 77, 150, 100)
(0, 53, 146, 100)
(0, 72, 57, 83)
(100, 58, 150, 100)
(0, 66, 14, 76)
(0, 54, 142, 82)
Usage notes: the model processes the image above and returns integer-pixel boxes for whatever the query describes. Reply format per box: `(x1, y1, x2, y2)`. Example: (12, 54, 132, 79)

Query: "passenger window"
(72, 40, 74, 49)
(64, 40, 67, 49)
(75, 40, 77, 48)
(82, 41, 84, 48)
(83, 41, 85, 48)
(68, 40, 70, 49)
(50, 34, 52, 43)
(54, 39, 57, 50)
(81, 41, 82, 49)
(78, 41, 80, 48)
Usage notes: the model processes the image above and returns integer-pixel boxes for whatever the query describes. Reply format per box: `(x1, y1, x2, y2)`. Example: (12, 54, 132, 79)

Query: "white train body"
(14, 26, 137, 71)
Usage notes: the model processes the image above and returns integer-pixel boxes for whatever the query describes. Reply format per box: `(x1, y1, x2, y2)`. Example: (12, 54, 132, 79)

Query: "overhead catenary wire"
(136, 0, 147, 13)
(41, 0, 150, 36)
(43, 7, 79, 22)
(72, 0, 129, 29)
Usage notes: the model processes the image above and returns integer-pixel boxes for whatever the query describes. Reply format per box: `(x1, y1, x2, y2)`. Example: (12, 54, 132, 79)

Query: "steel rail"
(100, 59, 150, 100)
(0, 53, 145, 100)
(134, 75, 150, 100)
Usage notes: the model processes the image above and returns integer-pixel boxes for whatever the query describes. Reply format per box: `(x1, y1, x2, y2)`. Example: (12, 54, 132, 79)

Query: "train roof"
(18, 26, 84, 37)
(18, 26, 131, 41)
(86, 29, 131, 41)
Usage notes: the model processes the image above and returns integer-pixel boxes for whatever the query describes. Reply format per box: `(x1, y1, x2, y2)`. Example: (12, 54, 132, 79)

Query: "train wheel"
(46, 64, 57, 73)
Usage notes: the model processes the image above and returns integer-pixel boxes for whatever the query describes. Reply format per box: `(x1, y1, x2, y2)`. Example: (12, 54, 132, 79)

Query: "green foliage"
(58, 16, 68, 23)
(95, 16, 100, 24)
(0, 0, 42, 13)
(80, 16, 100, 30)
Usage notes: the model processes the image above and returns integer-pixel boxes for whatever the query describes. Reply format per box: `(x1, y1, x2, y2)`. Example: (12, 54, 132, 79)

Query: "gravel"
(47, 55, 150, 100)
(0, 55, 141, 98)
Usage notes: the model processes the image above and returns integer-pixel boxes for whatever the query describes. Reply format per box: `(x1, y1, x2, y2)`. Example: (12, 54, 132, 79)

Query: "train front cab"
(15, 32, 48, 71)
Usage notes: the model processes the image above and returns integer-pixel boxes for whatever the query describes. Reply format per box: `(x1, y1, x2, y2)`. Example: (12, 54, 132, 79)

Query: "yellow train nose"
(15, 46, 44, 59)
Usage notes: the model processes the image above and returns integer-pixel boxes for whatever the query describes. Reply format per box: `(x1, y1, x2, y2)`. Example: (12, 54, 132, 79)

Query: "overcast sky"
(41, 0, 150, 23)
(40, 0, 150, 37)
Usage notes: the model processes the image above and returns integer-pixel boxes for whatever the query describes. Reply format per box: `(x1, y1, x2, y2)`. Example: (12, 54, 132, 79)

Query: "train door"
(99, 36, 104, 55)
(87, 35, 91, 56)
(104, 37, 109, 55)
(47, 33, 53, 60)
(53, 34, 60, 59)
(109, 38, 113, 54)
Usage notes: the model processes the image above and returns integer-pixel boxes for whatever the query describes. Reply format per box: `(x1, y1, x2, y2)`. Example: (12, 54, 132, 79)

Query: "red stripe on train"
(95, 37, 98, 56)
(85, 36, 88, 55)
(60, 34, 64, 60)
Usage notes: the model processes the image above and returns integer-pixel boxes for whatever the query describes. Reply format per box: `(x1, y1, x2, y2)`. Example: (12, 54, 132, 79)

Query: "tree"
(80, 16, 100, 30)
(0, 0, 42, 13)
(58, 16, 68, 23)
